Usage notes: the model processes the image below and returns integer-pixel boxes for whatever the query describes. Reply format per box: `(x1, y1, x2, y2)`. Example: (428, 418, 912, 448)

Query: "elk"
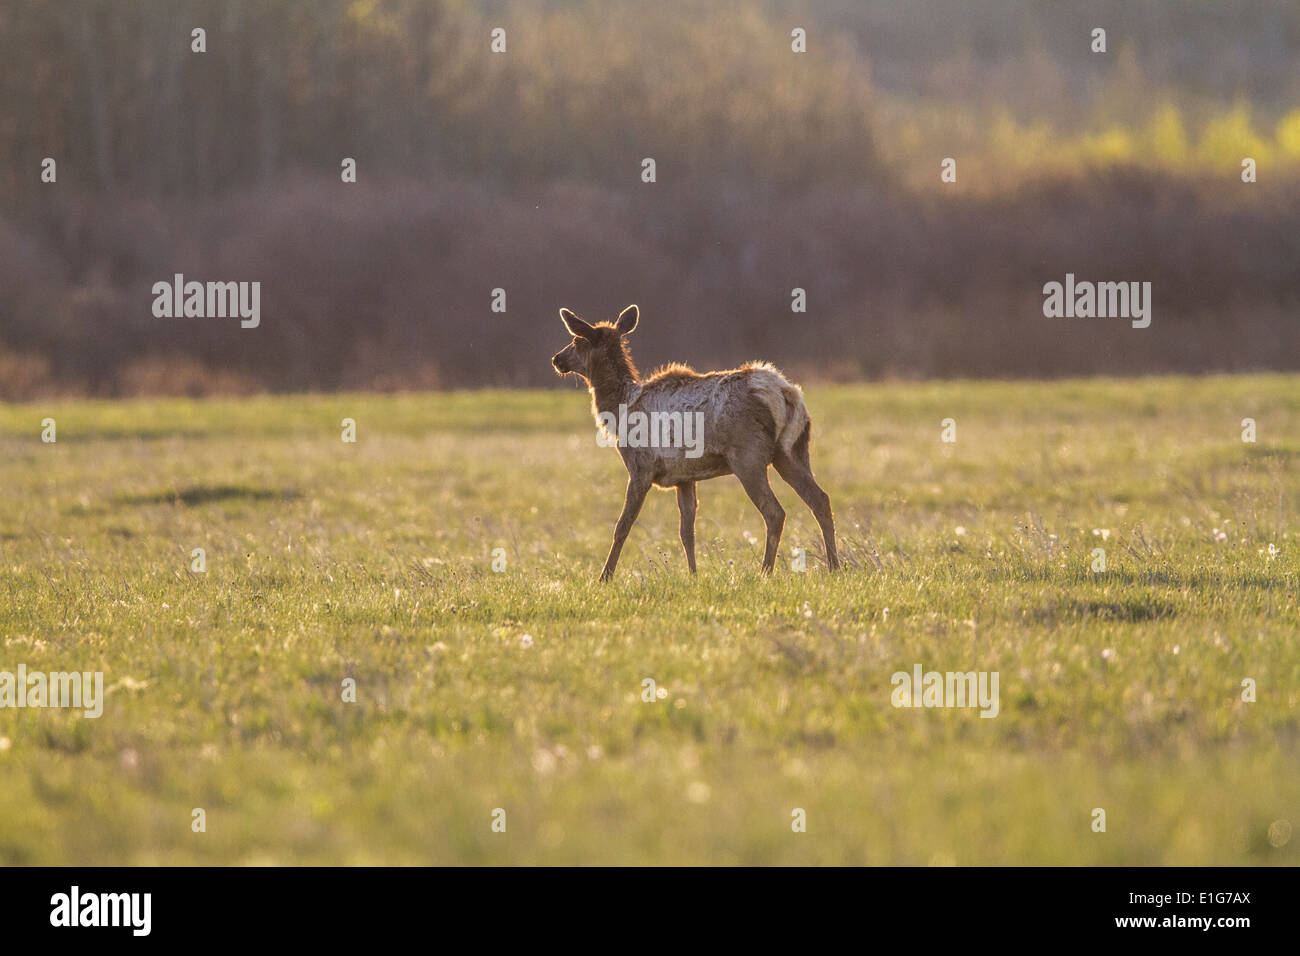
(552, 304, 840, 581)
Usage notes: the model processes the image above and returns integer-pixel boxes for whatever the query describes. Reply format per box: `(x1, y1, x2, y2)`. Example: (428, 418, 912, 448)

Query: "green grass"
(0, 375, 1297, 865)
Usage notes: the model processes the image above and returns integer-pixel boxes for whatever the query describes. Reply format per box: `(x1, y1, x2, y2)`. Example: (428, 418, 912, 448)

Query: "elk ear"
(560, 308, 596, 339)
(616, 304, 639, 335)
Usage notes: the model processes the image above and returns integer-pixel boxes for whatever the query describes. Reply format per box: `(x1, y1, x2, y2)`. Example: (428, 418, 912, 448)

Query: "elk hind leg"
(773, 449, 839, 571)
(733, 461, 785, 574)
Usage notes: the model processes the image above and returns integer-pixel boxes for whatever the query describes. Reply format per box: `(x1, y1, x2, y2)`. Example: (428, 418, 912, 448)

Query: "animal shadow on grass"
(119, 485, 301, 507)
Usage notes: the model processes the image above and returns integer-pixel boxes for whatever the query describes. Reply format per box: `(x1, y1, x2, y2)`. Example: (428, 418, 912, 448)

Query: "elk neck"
(588, 346, 641, 417)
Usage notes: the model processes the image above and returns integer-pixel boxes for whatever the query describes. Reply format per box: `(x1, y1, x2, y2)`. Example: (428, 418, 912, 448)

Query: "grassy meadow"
(0, 374, 1296, 865)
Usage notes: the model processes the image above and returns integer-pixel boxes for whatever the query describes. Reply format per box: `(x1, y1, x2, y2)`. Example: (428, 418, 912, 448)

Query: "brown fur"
(553, 304, 840, 580)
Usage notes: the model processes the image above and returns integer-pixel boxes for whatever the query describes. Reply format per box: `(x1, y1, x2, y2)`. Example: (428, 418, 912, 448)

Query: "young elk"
(552, 304, 839, 581)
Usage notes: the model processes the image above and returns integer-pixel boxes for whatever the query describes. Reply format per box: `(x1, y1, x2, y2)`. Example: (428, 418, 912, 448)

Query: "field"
(0, 374, 1296, 865)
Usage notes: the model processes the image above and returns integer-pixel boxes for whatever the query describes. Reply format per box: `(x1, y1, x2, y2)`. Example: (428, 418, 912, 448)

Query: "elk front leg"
(676, 481, 697, 573)
(600, 475, 651, 581)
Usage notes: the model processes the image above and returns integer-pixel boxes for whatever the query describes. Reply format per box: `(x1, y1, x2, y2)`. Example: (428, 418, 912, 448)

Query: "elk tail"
(778, 383, 811, 467)
(748, 363, 812, 465)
